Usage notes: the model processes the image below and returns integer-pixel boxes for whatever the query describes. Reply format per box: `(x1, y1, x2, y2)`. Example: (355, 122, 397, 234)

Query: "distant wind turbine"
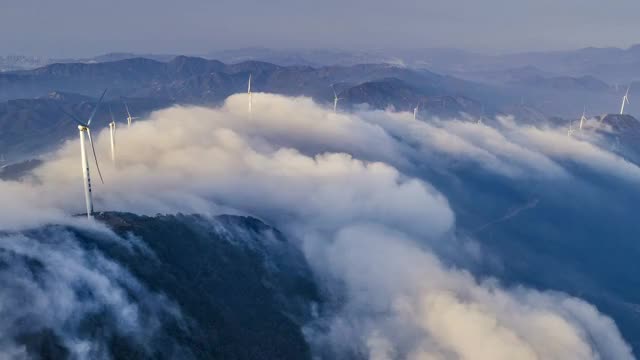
(579, 107, 588, 131)
(124, 101, 138, 128)
(108, 106, 116, 164)
(620, 86, 631, 114)
(331, 85, 343, 113)
(478, 104, 486, 125)
(59, 89, 107, 218)
(567, 120, 575, 137)
(413, 104, 419, 120)
(248, 73, 253, 114)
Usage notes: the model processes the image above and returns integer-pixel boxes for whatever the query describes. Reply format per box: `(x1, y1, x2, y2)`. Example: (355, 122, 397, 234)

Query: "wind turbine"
(248, 73, 253, 114)
(108, 106, 116, 164)
(620, 86, 631, 114)
(123, 101, 138, 128)
(478, 104, 486, 125)
(567, 120, 575, 137)
(413, 103, 419, 120)
(331, 85, 343, 113)
(59, 89, 107, 218)
(579, 107, 588, 131)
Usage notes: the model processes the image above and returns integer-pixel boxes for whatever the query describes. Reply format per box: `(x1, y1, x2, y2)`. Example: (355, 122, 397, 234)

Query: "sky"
(2, 0, 640, 57)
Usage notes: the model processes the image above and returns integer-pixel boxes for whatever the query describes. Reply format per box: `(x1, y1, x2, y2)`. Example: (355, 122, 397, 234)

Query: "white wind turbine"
(124, 101, 139, 128)
(478, 104, 486, 125)
(59, 89, 107, 218)
(331, 85, 343, 113)
(108, 106, 116, 164)
(579, 107, 588, 131)
(567, 120, 575, 137)
(248, 73, 253, 114)
(620, 86, 631, 115)
(413, 103, 419, 120)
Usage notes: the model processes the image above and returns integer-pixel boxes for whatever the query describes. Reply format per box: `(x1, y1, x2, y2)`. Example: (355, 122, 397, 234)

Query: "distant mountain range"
(0, 50, 638, 160)
(0, 53, 177, 72)
(0, 92, 172, 160)
(205, 45, 640, 91)
(0, 56, 510, 158)
(195, 44, 640, 86)
(0, 55, 50, 72)
(0, 56, 491, 104)
(7, 43, 640, 84)
(210, 45, 640, 85)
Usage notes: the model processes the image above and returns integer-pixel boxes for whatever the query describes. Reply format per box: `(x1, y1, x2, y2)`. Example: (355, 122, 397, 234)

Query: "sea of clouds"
(0, 93, 638, 359)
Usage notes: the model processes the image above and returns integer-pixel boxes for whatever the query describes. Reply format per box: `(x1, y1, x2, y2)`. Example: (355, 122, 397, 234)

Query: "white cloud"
(0, 228, 185, 358)
(1, 93, 636, 359)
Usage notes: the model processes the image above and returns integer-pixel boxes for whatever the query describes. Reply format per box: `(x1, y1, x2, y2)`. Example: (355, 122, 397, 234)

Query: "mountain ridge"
(1, 211, 319, 359)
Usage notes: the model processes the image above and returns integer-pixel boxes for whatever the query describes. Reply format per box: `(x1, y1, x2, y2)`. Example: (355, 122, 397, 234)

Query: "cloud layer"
(1, 93, 637, 359)
(0, 226, 188, 358)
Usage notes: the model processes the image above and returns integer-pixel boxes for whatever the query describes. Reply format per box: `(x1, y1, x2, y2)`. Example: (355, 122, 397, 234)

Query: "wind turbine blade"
(109, 105, 115, 123)
(248, 73, 252, 93)
(331, 84, 337, 97)
(87, 88, 108, 125)
(58, 107, 87, 127)
(86, 129, 104, 184)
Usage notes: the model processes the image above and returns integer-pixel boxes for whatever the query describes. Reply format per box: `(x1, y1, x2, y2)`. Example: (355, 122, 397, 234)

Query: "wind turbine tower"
(108, 106, 116, 164)
(579, 108, 587, 131)
(413, 104, 419, 120)
(567, 120, 575, 137)
(478, 104, 486, 125)
(331, 85, 342, 113)
(621, 86, 631, 115)
(124, 101, 138, 128)
(60, 89, 107, 218)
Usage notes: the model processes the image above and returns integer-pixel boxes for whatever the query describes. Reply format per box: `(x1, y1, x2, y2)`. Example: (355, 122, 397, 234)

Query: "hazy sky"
(2, 0, 640, 57)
